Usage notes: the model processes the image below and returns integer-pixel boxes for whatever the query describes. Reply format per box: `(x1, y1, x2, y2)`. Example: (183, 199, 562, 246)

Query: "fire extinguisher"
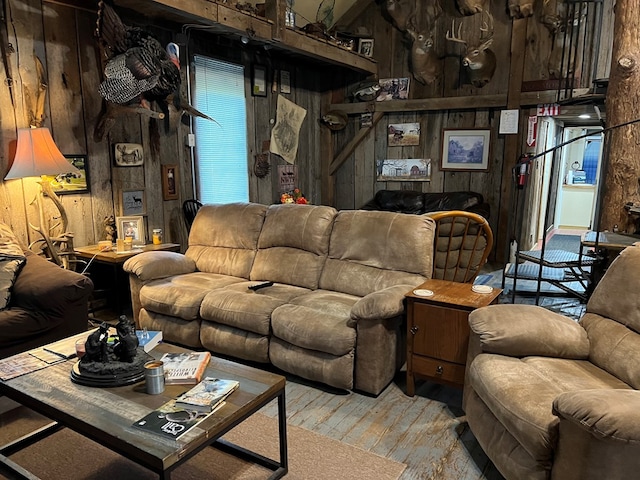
(516, 154, 531, 188)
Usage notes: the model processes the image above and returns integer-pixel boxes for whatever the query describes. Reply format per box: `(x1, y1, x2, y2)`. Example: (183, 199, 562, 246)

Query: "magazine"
(135, 330, 163, 352)
(132, 398, 225, 440)
(160, 351, 211, 384)
(175, 377, 239, 413)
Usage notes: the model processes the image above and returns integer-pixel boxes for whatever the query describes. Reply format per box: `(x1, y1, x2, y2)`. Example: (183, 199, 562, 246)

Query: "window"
(193, 56, 249, 204)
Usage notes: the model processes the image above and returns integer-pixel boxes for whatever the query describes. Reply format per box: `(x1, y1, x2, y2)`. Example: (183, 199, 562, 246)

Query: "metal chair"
(427, 210, 494, 283)
(182, 199, 203, 233)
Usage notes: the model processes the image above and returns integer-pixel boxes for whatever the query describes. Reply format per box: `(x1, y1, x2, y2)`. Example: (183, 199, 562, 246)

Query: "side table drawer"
(412, 356, 466, 386)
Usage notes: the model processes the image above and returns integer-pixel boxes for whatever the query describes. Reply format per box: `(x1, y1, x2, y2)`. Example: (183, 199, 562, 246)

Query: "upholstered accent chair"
(464, 244, 640, 480)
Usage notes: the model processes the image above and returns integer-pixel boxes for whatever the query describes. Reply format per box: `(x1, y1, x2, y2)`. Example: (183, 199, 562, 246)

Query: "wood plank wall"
(0, 0, 613, 264)
(0, 0, 335, 251)
(331, 0, 613, 261)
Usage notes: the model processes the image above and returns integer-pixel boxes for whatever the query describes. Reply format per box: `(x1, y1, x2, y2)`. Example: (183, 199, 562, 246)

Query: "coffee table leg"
(277, 390, 288, 474)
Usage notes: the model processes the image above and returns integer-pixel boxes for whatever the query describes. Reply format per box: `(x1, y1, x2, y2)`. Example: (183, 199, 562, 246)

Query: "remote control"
(248, 281, 274, 291)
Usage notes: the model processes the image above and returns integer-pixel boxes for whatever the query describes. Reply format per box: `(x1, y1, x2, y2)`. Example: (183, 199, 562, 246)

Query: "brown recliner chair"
(464, 244, 640, 480)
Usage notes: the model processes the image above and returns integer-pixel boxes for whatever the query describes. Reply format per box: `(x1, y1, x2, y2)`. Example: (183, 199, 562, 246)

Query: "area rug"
(0, 407, 406, 480)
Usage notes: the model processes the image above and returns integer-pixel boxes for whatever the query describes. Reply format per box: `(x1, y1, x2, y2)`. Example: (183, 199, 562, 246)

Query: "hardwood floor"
(257, 370, 505, 480)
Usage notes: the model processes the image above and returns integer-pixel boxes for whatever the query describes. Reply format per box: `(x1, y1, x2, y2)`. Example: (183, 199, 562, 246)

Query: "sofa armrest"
(351, 284, 414, 321)
(469, 304, 589, 358)
(551, 390, 640, 479)
(123, 251, 196, 281)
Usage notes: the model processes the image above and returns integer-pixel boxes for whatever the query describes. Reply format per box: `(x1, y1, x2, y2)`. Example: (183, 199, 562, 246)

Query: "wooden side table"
(405, 279, 502, 396)
(75, 243, 181, 316)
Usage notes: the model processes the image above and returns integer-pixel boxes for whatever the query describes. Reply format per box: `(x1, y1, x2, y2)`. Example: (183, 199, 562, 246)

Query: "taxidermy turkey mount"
(93, 0, 215, 143)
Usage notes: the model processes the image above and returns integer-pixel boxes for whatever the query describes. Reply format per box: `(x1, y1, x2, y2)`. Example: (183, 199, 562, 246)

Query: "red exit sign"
(536, 104, 560, 116)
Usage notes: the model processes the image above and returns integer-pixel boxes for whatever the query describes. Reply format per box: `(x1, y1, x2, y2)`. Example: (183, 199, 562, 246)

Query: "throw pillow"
(0, 256, 26, 310)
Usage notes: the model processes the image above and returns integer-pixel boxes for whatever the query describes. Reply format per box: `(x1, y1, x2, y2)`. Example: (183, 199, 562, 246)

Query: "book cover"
(135, 330, 163, 352)
(175, 377, 239, 413)
(132, 398, 224, 440)
(160, 351, 211, 385)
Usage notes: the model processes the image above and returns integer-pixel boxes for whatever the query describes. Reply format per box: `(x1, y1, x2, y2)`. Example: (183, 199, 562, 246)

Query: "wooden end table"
(405, 279, 502, 396)
(75, 243, 180, 315)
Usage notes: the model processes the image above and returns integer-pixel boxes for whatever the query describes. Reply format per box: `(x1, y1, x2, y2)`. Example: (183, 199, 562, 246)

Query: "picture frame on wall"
(440, 128, 491, 171)
(114, 143, 144, 166)
(44, 154, 89, 194)
(116, 216, 145, 245)
(162, 164, 179, 200)
(252, 65, 267, 97)
(121, 189, 146, 216)
(376, 158, 432, 182)
(358, 38, 374, 57)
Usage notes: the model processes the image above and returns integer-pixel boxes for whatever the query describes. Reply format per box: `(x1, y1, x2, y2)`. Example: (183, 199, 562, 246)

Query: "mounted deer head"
(407, 28, 441, 85)
(547, 3, 587, 79)
(508, 0, 536, 18)
(446, 12, 496, 88)
(540, 0, 562, 33)
(456, 0, 487, 16)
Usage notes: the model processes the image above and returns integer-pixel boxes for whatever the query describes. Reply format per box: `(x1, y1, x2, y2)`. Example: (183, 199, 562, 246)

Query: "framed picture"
(114, 143, 143, 166)
(358, 38, 374, 57)
(121, 189, 146, 216)
(280, 70, 291, 94)
(44, 154, 89, 194)
(388, 122, 420, 147)
(441, 129, 491, 171)
(252, 65, 267, 97)
(116, 216, 145, 245)
(376, 77, 410, 101)
(376, 159, 432, 182)
(162, 164, 179, 200)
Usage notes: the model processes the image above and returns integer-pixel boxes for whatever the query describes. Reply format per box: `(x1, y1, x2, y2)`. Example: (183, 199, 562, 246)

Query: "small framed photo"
(162, 164, 179, 200)
(252, 65, 267, 97)
(441, 128, 491, 171)
(388, 122, 420, 147)
(358, 38, 374, 57)
(121, 189, 146, 216)
(280, 70, 291, 94)
(114, 143, 143, 166)
(116, 216, 145, 245)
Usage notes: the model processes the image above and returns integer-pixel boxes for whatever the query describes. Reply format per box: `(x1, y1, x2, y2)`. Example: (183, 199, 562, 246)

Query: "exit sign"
(536, 104, 560, 116)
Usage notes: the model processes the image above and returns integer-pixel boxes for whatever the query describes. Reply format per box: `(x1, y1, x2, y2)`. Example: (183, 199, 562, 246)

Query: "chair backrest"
(427, 210, 493, 283)
(183, 199, 203, 232)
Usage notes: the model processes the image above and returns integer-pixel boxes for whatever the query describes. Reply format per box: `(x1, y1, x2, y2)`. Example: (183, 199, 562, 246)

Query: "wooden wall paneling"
(522, 15, 552, 82)
(77, 9, 114, 245)
(382, 112, 403, 191)
(306, 78, 323, 204)
(156, 121, 182, 245)
(256, 88, 277, 205)
(401, 111, 420, 191)
(320, 89, 334, 206)
(139, 119, 163, 243)
(43, 2, 93, 246)
(422, 111, 444, 193)
(596, 0, 614, 79)
(245, 55, 260, 205)
(372, 109, 387, 198)
(0, 0, 23, 236)
(335, 119, 358, 209)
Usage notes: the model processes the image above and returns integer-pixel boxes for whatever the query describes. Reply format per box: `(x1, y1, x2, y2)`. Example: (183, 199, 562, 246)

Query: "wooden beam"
(329, 112, 383, 175)
(335, 0, 376, 28)
(328, 89, 590, 115)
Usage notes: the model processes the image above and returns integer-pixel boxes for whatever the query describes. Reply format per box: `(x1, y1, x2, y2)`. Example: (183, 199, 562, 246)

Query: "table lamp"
(4, 127, 80, 267)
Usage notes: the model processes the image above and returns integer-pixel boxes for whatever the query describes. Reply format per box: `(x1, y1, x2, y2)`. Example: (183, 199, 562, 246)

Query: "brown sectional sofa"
(124, 202, 436, 395)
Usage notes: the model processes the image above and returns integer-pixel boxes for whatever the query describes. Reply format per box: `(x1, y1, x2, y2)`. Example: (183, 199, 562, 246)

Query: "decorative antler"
(446, 19, 467, 46)
(480, 10, 494, 39)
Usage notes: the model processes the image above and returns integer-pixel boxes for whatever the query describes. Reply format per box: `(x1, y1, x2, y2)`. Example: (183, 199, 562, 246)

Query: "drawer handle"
(435, 365, 443, 375)
(410, 326, 419, 335)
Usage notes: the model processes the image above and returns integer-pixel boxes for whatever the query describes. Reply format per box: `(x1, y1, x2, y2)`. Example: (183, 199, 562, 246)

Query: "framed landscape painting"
(441, 129, 491, 171)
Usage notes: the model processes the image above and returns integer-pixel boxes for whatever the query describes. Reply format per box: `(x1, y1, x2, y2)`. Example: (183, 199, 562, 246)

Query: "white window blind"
(193, 56, 248, 204)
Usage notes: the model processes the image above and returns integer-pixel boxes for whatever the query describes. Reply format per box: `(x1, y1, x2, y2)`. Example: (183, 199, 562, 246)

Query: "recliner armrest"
(123, 251, 196, 282)
(469, 304, 589, 358)
(351, 284, 414, 321)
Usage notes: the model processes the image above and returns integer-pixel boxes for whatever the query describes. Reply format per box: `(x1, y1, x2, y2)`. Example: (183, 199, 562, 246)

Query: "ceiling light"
(579, 114, 591, 119)
(241, 36, 249, 44)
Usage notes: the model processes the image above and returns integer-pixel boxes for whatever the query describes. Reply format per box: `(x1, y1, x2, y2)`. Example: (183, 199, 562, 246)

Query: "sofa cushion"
(186, 202, 267, 277)
(200, 322, 269, 363)
(200, 282, 310, 335)
(581, 312, 640, 389)
(319, 210, 433, 297)
(140, 272, 246, 320)
(587, 244, 640, 332)
(251, 204, 337, 289)
(0, 257, 25, 310)
(468, 354, 631, 463)
(271, 290, 358, 356)
(138, 309, 202, 348)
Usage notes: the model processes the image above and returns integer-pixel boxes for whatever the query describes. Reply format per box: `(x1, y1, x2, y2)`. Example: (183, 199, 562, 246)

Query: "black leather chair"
(182, 199, 203, 233)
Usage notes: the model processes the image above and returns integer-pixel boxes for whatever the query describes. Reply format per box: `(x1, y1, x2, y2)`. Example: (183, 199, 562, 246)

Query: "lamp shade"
(4, 127, 78, 180)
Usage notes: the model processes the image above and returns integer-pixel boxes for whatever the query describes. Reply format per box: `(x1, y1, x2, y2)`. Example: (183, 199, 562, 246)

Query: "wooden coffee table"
(0, 342, 287, 479)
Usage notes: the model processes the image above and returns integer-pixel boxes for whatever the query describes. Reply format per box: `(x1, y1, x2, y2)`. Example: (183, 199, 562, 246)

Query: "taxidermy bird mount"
(93, 0, 215, 145)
